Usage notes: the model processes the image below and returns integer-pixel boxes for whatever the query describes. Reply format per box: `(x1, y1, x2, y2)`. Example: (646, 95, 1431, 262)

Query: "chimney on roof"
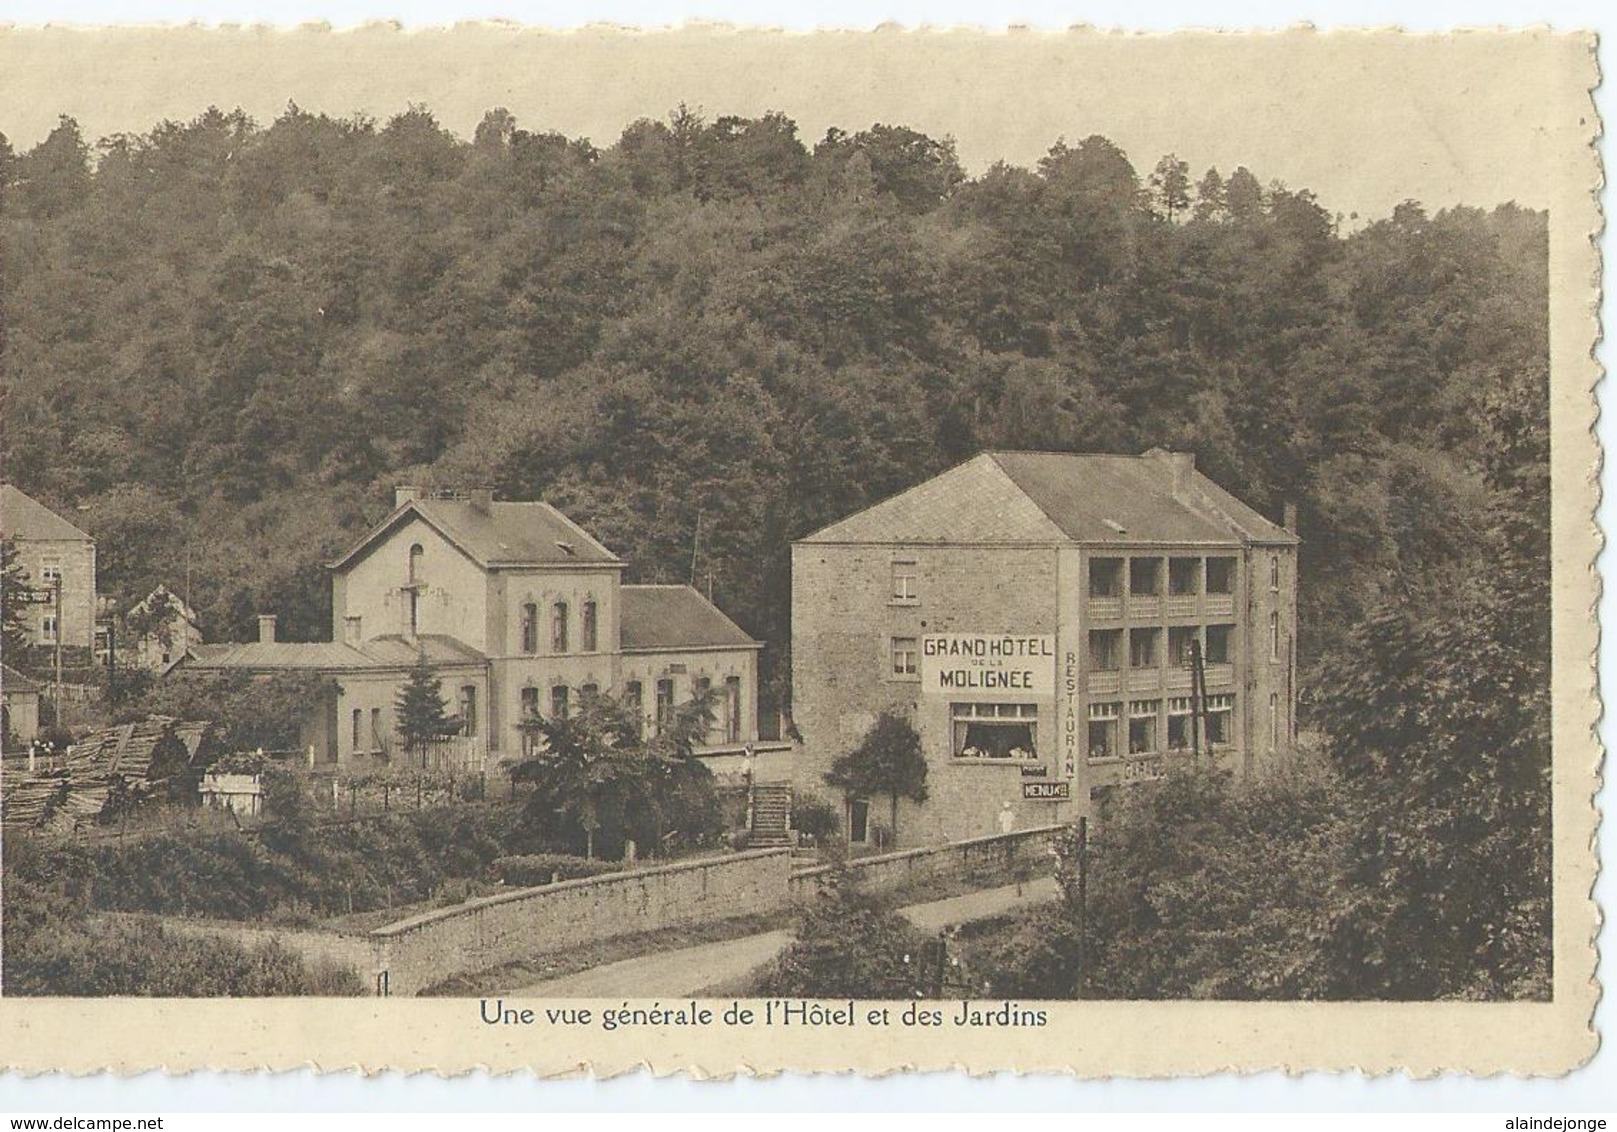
(466, 487, 493, 513)
(395, 485, 423, 509)
(1145, 448, 1196, 497)
(1283, 501, 1299, 535)
(257, 614, 277, 644)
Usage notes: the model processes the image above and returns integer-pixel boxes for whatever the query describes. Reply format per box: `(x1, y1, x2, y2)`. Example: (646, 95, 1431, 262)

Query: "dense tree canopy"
(1, 104, 1547, 725)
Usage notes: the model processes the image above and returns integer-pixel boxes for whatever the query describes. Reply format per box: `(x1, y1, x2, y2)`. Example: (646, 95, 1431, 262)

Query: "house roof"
(2, 663, 42, 695)
(129, 585, 200, 625)
(178, 634, 485, 673)
(0, 484, 92, 543)
(329, 497, 623, 572)
(619, 585, 761, 652)
(799, 450, 1297, 547)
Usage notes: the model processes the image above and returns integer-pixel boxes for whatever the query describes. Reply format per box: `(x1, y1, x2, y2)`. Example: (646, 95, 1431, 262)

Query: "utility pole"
(52, 573, 63, 721)
(1189, 638, 1204, 766)
(689, 510, 703, 587)
(1075, 815, 1089, 1000)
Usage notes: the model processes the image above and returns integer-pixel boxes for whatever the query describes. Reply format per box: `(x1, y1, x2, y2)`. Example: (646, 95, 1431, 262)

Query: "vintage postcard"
(0, 24, 1601, 1078)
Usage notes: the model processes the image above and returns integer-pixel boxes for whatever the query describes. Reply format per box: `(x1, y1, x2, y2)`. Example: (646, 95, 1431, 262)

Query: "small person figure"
(997, 800, 1016, 835)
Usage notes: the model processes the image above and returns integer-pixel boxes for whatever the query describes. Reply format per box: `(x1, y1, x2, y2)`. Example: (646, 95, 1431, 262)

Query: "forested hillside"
(0, 105, 1547, 716)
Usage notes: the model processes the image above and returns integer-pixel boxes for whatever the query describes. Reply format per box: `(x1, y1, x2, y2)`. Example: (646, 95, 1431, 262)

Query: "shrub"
(791, 795, 841, 844)
(491, 853, 624, 887)
(758, 877, 933, 998)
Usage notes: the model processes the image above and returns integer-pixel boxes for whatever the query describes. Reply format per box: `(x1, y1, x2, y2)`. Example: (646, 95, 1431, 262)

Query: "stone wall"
(789, 824, 1063, 903)
(370, 848, 792, 996)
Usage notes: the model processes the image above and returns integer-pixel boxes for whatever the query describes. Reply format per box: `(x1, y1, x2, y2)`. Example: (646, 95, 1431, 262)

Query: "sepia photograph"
(0, 21, 1600, 1081)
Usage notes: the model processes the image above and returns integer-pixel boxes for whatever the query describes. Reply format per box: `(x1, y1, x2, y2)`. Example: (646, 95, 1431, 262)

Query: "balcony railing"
(1164, 595, 1198, 619)
(1087, 670, 1122, 695)
(1204, 594, 1235, 617)
(1086, 596, 1123, 620)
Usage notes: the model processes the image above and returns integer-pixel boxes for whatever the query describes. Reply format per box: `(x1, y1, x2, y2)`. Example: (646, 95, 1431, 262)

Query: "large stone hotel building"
(791, 449, 1299, 848)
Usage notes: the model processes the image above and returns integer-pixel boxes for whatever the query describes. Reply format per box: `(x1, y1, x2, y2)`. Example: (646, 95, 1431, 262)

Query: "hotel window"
(40, 615, 57, 644)
(725, 676, 742, 743)
(1087, 703, 1120, 760)
(951, 702, 1037, 760)
(1206, 693, 1234, 746)
(1088, 629, 1122, 671)
(891, 636, 919, 677)
(407, 544, 424, 634)
(352, 709, 363, 751)
(890, 560, 918, 603)
(1168, 626, 1199, 667)
(1270, 555, 1281, 591)
(1128, 701, 1159, 755)
(1205, 623, 1234, 665)
(581, 599, 598, 652)
(580, 682, 599, 707)
(40, 563, 61, 587)
(1129, 557, 1163, 596)
(520, 685, 540, 718)
(1169, 557, 1200, 596)
(1089, 557, 1123, 598)
(459, 685, 478, 736)
(1206, 557, 1236, 595)
(1167, 697, 1194, 750)
(550, 684, 569, 720)
(694, 677, 713, 741)
(1129, 627, 1160, 669)
(655, 678, 675, 731)
(551, 601, 569, 653)
(520, 602, 538, 653)
(1270, 612, 1281, 661)
(1270, 692, 1280, 750)
(371, 708, 383, 749)
(624, 681, 644, 738)
(520, 686, 541, 752)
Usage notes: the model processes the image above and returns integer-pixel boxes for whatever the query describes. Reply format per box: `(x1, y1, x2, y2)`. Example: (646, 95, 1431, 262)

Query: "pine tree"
(1, 538, 36, 666)
(394, 652, 451, 755)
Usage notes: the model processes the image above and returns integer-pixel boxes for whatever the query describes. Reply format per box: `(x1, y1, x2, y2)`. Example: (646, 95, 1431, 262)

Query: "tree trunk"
(890, 792, 899, 846)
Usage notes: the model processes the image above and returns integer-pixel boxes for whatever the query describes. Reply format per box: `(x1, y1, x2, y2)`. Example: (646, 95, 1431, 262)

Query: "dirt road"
(506, 876, 1059, 997)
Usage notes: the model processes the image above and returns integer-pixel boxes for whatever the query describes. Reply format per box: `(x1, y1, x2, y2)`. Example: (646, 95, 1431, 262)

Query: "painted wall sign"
(1060, 647, 1080, 778)
(1023, 781, 1070, 800)
(921, 634, 1055, 697)
(1020, 764, 1049, 778)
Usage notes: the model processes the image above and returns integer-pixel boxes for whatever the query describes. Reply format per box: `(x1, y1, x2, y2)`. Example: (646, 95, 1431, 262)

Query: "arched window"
(551, 601, 569, 653)
(581, 599, 598, 652)
(520, 602, 538, 653)
(407, 544, 425, 635)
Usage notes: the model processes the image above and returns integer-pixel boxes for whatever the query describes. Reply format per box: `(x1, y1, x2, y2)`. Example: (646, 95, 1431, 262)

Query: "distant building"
(124, 585, 205, 673)
(0, 484, 97, 660)
(2, 663, 42, 748)
(791, 449, 1299, 848)
(180, 487, 776, 776)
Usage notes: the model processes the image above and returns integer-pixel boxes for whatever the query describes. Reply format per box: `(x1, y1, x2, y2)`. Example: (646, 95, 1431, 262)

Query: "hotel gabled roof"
(619, 585, 761, 652)
(798, 450, 1297, 547)
(329, 497, 623, 572)
(0, 485, 92, 543)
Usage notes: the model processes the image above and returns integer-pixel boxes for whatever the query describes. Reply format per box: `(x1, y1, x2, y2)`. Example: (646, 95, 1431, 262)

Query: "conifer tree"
(395, 653, 452, 755)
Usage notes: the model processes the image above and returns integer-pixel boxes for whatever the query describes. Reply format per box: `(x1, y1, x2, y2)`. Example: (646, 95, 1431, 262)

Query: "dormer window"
(408, 544, 424, 585)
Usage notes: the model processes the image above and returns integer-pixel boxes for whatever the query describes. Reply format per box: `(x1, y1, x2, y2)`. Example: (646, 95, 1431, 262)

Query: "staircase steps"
(749, 782, 793, 847)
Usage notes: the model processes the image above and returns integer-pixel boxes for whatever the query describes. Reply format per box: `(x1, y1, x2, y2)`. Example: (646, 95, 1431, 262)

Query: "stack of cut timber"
(0, 717, 210, 831)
